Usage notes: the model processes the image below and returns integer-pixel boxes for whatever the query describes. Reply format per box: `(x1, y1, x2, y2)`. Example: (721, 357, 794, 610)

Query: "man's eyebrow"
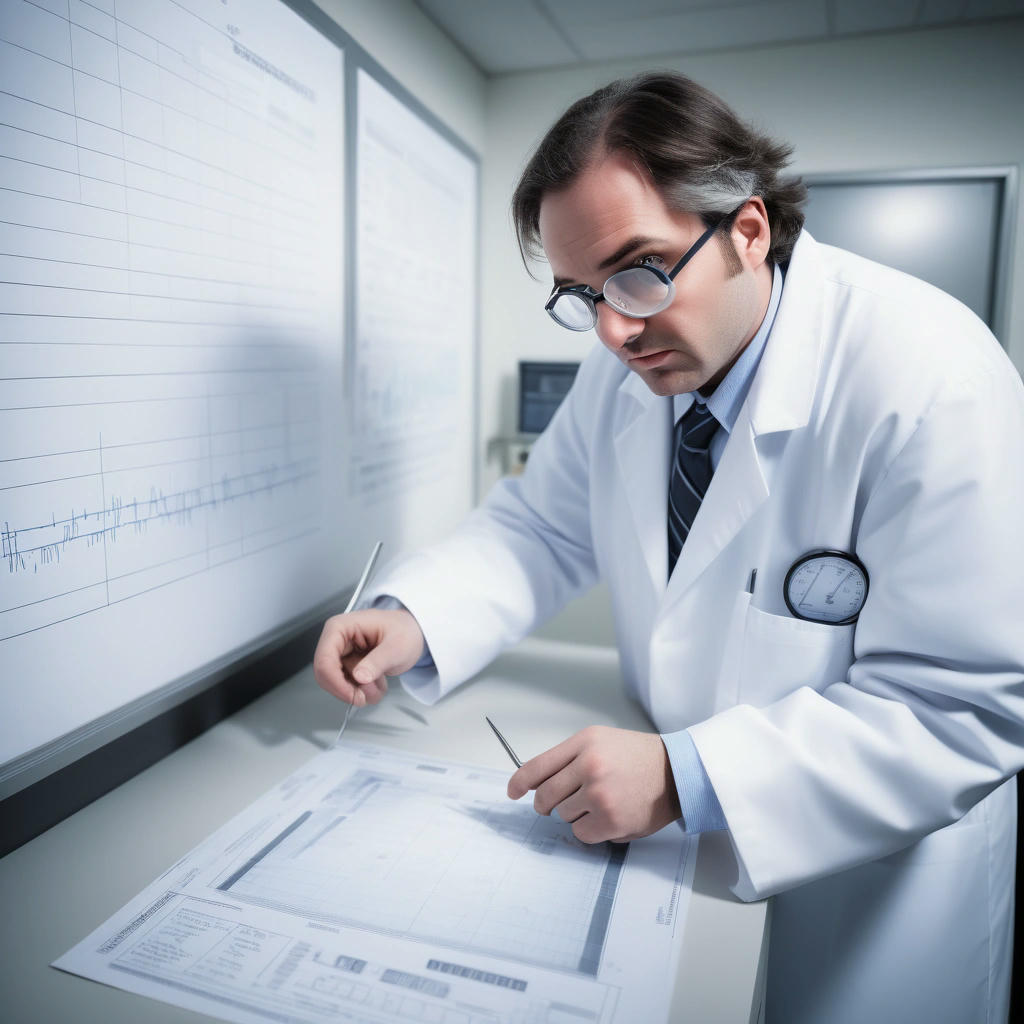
(597, 236, 666, 271)
(551, 236, 668, 290)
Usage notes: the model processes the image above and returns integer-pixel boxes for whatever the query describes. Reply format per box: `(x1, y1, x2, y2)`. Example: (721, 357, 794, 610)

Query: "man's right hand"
(312, 609, 426, 707)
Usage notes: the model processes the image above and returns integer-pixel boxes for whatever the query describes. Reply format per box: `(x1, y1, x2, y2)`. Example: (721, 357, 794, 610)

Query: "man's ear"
(733, 197, 771, 269)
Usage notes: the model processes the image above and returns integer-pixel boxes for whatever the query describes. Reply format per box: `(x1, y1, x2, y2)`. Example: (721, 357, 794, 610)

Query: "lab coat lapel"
(612, 371, 674, 594)
(662, 403, 768, 606)
(661, 231, 826, 608)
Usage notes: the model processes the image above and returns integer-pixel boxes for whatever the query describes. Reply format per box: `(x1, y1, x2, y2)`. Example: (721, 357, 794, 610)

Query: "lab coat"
(369, 232, 1024, 1023)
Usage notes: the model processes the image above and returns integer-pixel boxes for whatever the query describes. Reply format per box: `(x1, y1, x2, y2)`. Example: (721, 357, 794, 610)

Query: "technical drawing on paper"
(216, 765, 626, 976)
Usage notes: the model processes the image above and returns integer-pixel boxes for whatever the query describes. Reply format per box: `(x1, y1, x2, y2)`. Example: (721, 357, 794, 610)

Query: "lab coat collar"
(745, 230, 824, 438)
(617, 367, 660, 408)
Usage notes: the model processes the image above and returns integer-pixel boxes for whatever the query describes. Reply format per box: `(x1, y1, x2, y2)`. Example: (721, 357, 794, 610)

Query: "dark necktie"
(667, 401, 719, 577)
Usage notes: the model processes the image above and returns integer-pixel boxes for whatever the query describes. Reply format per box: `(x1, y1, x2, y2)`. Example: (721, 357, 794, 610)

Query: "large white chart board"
(55, 742, 697, 1024)
(0, 0, 346, 777)
(0, 2, 484, 796)
(351, 70, 477, 543)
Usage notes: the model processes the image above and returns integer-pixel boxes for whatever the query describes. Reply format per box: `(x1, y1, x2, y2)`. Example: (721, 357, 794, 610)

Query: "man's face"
(538, 152, 771, 398)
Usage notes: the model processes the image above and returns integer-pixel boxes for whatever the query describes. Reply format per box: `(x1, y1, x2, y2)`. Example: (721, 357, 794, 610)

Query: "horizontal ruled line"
(0, 525, 320, 640)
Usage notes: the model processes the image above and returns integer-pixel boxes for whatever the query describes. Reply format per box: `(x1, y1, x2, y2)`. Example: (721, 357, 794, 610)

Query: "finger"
(312, 627, 358, 701)
(551, 787, 589, 824)
(507, 733, 583, 800)
(533, 767, 583, 816)
(351, 631, 416, 685)
(572, 814, 613, 845)
(340, 653, 389, 706)
(354, 676, 388, 706)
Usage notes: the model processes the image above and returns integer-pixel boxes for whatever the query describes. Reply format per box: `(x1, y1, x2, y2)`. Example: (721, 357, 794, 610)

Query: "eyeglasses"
(544, 203, 745, 332)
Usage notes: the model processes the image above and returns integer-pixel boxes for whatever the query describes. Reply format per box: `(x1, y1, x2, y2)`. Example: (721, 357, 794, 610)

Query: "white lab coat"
(370, 232, 1024, 1023)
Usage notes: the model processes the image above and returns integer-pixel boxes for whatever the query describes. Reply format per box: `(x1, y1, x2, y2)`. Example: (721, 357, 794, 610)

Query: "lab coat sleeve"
(689, 362, 1024, 901)
(362, 353, 604, 704)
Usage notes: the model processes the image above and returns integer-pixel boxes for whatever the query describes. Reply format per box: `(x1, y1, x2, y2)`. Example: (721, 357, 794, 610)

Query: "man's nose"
(595, 302, 643, 351)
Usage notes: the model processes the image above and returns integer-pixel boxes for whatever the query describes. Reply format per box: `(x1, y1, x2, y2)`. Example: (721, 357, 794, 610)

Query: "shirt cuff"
(663, 728, 728, 834)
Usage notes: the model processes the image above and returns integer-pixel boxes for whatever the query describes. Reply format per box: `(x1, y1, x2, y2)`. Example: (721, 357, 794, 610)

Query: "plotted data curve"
(0, 374, 322, 642)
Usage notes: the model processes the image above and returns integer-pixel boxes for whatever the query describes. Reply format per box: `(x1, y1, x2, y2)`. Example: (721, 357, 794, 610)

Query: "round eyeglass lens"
(603, 266, 674, 318)
(550, 292, 596, 331)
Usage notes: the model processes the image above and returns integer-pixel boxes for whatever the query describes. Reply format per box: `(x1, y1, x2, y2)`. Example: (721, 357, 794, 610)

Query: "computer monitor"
(518, 361, 580, 435)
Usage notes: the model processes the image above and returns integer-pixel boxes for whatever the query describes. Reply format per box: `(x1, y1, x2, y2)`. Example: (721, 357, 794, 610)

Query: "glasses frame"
(544, 201, 747, 332)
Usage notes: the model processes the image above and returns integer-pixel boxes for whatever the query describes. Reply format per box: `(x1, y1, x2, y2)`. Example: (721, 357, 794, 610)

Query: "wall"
(479, 18, 1024, 643)
(313, 0, 486, 153)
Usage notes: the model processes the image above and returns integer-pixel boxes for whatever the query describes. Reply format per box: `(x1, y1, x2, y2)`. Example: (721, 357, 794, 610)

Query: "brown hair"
(511, 71, 806, 268)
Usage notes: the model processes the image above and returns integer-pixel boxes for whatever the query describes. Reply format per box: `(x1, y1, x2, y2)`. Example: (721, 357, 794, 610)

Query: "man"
(314, 73, 1024, 1023)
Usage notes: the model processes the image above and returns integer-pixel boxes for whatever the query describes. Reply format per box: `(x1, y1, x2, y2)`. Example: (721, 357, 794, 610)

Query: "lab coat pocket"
(737, 605, 855, 707)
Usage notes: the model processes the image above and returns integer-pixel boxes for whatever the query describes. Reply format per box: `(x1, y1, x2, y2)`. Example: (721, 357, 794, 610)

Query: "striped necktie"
(667, 401, 719, 577)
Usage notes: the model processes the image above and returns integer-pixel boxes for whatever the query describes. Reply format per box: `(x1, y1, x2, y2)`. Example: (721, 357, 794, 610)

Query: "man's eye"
(636, 254, 666, 269)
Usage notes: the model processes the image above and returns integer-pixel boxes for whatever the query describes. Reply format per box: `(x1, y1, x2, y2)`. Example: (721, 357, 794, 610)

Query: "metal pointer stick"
(485, 716, 522, 769)
(333, 541, 383, 746)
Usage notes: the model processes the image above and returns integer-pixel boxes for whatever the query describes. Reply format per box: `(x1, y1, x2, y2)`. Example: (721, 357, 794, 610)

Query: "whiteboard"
(0, 0, 478, 797)
(0, 0, 347, 781)
(350, 69, 478, 548)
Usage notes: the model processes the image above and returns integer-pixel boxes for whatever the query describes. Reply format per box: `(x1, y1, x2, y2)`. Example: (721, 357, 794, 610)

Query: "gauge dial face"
(784, 551, 868, 625)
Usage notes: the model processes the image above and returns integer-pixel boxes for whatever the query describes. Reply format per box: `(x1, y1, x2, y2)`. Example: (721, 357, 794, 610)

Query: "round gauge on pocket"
(783, 549, 868, 625)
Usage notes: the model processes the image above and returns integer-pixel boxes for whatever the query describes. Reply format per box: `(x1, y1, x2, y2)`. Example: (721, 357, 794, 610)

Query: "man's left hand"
(507, 726, 682, 843)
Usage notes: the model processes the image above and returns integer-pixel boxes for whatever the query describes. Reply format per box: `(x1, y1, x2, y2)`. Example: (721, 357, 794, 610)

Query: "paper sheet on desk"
(54, 742, 696, 1024)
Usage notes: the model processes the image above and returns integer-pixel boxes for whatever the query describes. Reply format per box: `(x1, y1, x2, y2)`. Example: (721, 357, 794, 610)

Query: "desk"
(0, 637, 769, 1023)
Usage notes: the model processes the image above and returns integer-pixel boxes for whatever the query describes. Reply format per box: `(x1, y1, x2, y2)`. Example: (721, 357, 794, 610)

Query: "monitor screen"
(518, 361, 580, 435)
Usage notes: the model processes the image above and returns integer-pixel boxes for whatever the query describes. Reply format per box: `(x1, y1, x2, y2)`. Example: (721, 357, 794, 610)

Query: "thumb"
(351, 658, 381, 687)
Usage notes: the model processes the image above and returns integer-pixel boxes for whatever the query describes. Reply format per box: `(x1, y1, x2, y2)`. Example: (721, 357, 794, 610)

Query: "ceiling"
(413, 0, 1024, 75)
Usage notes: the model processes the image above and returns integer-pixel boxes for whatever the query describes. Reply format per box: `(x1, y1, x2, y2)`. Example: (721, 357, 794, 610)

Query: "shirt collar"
(673, 261, 784, 433)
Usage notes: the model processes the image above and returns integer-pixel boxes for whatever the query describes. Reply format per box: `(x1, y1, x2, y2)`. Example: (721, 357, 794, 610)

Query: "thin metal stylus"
(485, 716, 523, 769)
(333, 541, 383, 746)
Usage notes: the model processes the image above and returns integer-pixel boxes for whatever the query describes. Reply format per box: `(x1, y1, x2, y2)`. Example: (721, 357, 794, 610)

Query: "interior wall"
(312, 0, 486, 152)
(479, 18, 1024, 644)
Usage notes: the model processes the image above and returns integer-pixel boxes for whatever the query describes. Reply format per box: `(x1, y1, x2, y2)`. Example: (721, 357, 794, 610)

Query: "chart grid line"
(0, 24, 317, 167)
(0, 251, 315, 294)
(0, 213, 312, 273)
(0, 186, 315, 259)
(0, 526, 320, 642)
(0, 85, 317, 209)
(0, 420, 318, 463)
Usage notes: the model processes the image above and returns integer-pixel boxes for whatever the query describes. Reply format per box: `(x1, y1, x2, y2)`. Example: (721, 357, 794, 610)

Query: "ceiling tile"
(963, 0, 1024, 15)
(565, 0, 829, 62)
(414, 0, 580, 73)
(413, 0, 1024, 76)
(832, 0, 919, 34)
(915, 0, 969, 25)
(542, 0, 757, 22)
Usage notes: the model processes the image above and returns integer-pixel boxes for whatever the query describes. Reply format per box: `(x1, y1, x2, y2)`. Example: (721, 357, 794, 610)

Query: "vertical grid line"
(64, 0, 84, 204)
(98, 430, 110, 604)
(205, 388, 212, 569)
